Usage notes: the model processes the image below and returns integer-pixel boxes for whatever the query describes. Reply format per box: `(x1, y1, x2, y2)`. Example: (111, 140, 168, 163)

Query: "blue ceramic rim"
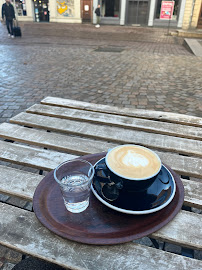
(91, 157, 176, 215)
(105, 145, 162, 181)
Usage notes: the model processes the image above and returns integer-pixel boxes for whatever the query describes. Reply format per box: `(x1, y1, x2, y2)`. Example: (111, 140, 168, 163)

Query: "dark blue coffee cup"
(105, 145, 162, 192)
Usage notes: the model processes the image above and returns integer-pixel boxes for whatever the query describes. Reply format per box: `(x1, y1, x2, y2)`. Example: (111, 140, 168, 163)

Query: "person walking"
(95, 4, 101, 28)
(1, 0, 16, 38)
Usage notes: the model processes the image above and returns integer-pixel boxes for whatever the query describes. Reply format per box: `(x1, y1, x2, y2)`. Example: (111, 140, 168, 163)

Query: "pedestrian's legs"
(6, 20, 11, 34)
(96, 16, 100, 27)
(10, 20, 14, 36)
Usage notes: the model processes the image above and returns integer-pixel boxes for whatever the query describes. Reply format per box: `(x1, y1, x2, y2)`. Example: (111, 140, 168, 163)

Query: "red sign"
(160, 1, 175, 20)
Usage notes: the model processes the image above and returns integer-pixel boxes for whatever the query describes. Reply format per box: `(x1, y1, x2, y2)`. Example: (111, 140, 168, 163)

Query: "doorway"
(101, 0, 120, 17)
(127, 0, 149, 25)
(81, 0, 92, 22)
(33, 0, 49, 22)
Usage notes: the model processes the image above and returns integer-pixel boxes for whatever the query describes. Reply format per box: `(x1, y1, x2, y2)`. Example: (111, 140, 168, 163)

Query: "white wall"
(148, 0, 155, 26)
(120, 0, 126, 25)
(93, 0, 98, 24)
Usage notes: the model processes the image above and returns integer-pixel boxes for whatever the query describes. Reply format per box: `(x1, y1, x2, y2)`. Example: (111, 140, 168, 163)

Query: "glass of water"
(54, 159, 95, 213)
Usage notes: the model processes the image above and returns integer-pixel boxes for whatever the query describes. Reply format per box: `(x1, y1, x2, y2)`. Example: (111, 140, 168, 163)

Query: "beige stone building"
(182, 0, 202, 29)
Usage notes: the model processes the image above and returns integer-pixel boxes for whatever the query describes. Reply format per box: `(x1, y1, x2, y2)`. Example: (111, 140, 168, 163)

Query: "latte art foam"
(122, 151, 149, 167)
(106, 145, 161, 179)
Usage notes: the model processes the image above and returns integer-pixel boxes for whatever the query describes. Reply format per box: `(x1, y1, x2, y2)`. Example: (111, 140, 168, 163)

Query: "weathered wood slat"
(0, 123, 113, 156)
(7, 119, 202, 178)
(1, 203, 202, 270)
(0, 165, 201, 209)
(151, 211, 202, 250)
(0, 124, 202, 178)
(158, 152, 202, 179)
(0, 140, 77, 171)
(27, 104, 202, 141)
(10, 113, 202, 158)
(182, 179, 202, 208)
(0, 165, 43, 201)
(41, 96, 202, 127)
(1, 123, 202, 178)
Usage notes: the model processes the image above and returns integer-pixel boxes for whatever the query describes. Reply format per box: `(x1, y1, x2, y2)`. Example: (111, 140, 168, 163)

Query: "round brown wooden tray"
(33, 152, 184, 245)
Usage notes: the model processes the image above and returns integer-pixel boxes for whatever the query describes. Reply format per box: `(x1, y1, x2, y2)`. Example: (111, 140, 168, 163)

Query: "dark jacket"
(95, 7, 100, 16)
(2, 3, 15, 21)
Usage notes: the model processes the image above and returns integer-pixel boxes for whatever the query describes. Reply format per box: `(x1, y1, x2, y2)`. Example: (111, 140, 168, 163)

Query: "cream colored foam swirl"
(106, 145, 161, 179)
(122, 150, 149, 167)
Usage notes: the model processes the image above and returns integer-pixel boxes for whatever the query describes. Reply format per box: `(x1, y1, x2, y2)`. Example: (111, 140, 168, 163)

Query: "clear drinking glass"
(54, 159, 95, 213)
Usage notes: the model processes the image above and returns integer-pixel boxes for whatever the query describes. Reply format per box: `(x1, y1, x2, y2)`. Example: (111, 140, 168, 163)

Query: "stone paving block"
(1, 262, 16, 270)
(164, 243, 181, 255)
(0, 193, 10, 202)
(0, 245, 22, 264)
(6, 197, 28, 209)
(4, 250, 22, 264)
(24, 202, 33, 211)
(0, 261, 4, 268)
(195, 250, 202, 260)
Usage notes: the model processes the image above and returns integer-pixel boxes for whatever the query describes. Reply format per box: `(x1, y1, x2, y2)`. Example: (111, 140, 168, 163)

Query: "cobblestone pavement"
(0, 22, 202, 269)
(0, 22, 201, 125)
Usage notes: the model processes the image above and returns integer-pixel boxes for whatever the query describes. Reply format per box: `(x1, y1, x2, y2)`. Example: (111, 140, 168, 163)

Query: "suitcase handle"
(13, 19, 19, 27)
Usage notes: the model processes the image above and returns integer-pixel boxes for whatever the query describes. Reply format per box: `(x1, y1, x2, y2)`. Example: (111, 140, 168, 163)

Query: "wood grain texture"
(151, 210, 202, 250)
(0, 123, 114, 156)
(0, 165, 43, 201)
(1, 124, 201, 178)
(0, 98, 201, 269)
(0, 140, 77, 171)
(182, 179, 202, 208)
(41, 96, 202, 127)
(1, 204, 202, 270)
(27, 104, 202, 140)
(157, 151, 202, 179)
(10, 112, 202, 157)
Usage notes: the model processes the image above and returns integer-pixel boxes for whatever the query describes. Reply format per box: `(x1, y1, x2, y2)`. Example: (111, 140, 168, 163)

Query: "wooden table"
(0, 97, 202, 270)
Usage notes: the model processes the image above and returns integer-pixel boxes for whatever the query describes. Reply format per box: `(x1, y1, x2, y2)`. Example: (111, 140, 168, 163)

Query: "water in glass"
(61, 174, 90, 213)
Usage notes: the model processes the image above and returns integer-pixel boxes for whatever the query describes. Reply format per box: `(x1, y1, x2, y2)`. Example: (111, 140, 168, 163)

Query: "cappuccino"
(106, 145, 161, 180)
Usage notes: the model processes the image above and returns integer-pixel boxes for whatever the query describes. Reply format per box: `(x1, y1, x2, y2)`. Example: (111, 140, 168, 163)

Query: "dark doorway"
(33, 0, 49, 22)
(106, 0, 115, 16)
(127, 0, 149, 25)
(81, 0, 92, 22)
(102, 0, 120, 17)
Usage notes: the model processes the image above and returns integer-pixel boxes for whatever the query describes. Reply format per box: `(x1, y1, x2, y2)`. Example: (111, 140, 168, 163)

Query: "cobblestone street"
(0, 22, 201, 125)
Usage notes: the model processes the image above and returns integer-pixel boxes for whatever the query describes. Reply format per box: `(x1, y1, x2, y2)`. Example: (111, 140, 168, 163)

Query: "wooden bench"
(0, 97, 202, 269)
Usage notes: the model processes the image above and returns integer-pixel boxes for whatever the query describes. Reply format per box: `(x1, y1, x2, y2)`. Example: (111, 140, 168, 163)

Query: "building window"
(101, 0, 120, 17)
(156, 0, 179, 20)
(33, 0, 49, 22)
(13, 0, 27, 16)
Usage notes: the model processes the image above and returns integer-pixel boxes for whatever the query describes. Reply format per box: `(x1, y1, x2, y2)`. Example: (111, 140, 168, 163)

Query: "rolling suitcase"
(13, 20, 22, 37)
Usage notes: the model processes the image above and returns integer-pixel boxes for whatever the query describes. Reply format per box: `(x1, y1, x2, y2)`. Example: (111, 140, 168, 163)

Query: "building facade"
(0, 0, 82, 23)
(93, 0, 193, 28)
(93, 0, 202, 29)
(182, 0, 202, 29)
(0, 0, 201, 28)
